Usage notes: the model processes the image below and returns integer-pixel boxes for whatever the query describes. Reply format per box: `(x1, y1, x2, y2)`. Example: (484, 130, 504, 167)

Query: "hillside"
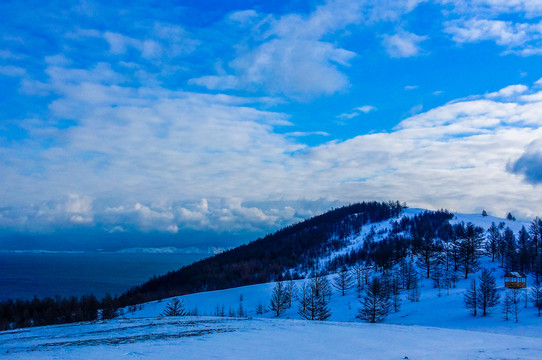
(3, 202, 540, 332)
(2, 208, 542, 359)
(119, 201, 404, 305)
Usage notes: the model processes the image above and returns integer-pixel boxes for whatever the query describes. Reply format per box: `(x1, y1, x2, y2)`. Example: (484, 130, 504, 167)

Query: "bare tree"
(333, 266, 354, 296)
(511, 289, 522, 323)
(269, 281, 289, 317)
(502, 291, 512, 321)
(352, 263, 372, 298)
(287, 278, 297, 308)
(388, 271, 402, 312)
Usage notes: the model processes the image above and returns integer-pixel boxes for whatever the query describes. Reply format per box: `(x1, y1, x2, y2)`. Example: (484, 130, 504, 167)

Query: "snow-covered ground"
(2, 316, 542, 359)
(123, 262, 541, 337)
(1, 210, 541, 359)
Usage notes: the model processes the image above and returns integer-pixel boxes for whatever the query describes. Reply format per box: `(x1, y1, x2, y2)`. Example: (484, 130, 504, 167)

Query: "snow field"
(2, 317, 542, 360)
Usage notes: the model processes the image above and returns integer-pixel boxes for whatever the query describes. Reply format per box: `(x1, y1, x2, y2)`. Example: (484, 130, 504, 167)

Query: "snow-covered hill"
(1, 209, 541, 359)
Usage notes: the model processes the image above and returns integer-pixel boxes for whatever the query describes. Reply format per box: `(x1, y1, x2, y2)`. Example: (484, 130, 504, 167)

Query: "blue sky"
(2, 0, 542, 240)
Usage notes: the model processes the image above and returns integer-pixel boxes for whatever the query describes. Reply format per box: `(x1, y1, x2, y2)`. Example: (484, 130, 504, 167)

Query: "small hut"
(504, 272, 527, 289)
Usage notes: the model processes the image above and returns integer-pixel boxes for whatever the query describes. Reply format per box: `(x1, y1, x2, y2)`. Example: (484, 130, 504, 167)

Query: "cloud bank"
(2, 0, 542, 235)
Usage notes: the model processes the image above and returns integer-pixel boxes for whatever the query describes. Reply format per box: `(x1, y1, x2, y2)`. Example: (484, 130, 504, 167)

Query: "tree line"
(0, 201, 403, 330)
(119, 201, 404, 306)
(0, 293, 119, 331)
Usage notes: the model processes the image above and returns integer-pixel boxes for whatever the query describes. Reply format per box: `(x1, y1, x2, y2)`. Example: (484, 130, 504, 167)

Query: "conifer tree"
(416, 234, 441, 279)
(486, 222, 500, 263)
(163, 298, 187, 317)
(530, 282, 542, 317)
(464, 278, 478, 316)
(517, 226, 532, 273)
(237, 302, 245, 317)
(476, 268, 500, 316)
(502, 227, 517, 270)
(529, 218, 542, 279)
(401, 260, 418, 290)
(358, 277, 390, 323)
(298, 274, 332, 321)
(297, 283, 310, 318)
(100, 293, 118, 320)
(455, 222, 484, 278)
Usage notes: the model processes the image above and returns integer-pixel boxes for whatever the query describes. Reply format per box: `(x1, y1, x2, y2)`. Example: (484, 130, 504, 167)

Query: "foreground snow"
(2, 316, 542, 360)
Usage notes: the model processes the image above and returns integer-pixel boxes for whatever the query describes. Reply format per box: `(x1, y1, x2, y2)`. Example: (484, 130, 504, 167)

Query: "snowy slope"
(2, 316, 542, 360)
(117, 210, 540, 336)
(122, 264, 542, 337)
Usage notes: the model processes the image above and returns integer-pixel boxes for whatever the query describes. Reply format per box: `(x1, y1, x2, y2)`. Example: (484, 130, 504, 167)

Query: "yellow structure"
(504, 272, 527, 289)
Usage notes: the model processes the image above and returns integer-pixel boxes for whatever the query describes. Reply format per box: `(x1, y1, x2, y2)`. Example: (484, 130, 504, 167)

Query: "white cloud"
(444, 17, 542, 56)
(70, 215, 93, 224)
(166, 224, 179, 233)
(284, 131, 330, 137)
(191, 0, 364, 98)
(356, 105, 376, 113)
(0, 65, 26, 77)
(189, 75, 239, 90)
(228, 10, 259, 24)
(66, 194, 93, 214)
(6, 1, 542, 233)
(4, 78, 542, 230)
(442, 0, 542, 17)
(230, 38, 355, 98)
(69, 24, 197, 62)
(382, 31, 427, 58)
(0, 50, 25, 60)
(486, 84, 529, 98)
(190, 0, 428, 98)
(445, 19, 537, 45)
(337, 105, 376, 120)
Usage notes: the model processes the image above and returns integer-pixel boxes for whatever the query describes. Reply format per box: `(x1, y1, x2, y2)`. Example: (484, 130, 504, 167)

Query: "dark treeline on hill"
(4, 201, 542, 330)
(0, 201, 402, 330)
(325, 209, 454, 271)
(119, 201, 404, 306)
(0, 293, 118, 331)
